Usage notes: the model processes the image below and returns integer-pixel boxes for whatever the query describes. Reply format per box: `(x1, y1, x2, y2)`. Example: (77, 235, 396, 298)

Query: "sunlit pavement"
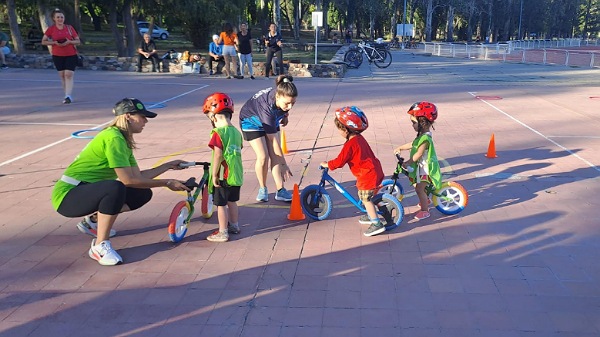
(0, 54, 599, 337)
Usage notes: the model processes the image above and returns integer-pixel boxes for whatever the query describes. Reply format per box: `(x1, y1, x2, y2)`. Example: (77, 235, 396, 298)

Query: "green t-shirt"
(51, 127, 137, 210)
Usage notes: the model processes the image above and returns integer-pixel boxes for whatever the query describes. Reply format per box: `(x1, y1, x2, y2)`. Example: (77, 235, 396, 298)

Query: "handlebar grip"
(178, 162, 197, 168)
(183, 177, 199, 189)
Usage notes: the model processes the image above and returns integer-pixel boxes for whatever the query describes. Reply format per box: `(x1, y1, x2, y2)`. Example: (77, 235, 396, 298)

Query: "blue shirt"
(239, 88, 288, 134)
(209, 41, 223, 56)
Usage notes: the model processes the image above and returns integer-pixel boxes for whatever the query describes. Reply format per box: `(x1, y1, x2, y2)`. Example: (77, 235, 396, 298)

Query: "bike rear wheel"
(344, 50, 363, 68)
(432, 181, 469, 215)
(372, 193, 404, 231)
(374, 50, 392, 68)
(168, 201, 191, 243)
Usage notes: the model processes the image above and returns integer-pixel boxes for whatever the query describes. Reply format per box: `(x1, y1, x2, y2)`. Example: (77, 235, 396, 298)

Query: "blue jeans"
(238, 53, 253, 76)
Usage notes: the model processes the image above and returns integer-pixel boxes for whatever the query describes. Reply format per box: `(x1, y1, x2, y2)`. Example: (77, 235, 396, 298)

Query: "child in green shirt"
(394, 101, 441, 221)
(203, 93, 244, 242)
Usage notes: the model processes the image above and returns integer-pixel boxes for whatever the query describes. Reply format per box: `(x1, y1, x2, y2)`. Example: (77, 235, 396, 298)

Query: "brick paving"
(0, 51, 599, 337)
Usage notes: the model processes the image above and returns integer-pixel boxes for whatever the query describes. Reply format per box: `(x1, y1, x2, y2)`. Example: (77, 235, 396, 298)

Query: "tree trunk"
(446, 5, 454, 42)
(37, 0, 53, 55)
(123, 0, 136, 57)
(466, 0, 475, 42)
(86, 1, 102, 31)
(273, 0, 281, 31)
(425, 0, 433, 41)
(109, 5, 126, 56)
(73, 0, 84, 43)
(293, 0, 300, 40)
(6, 0, 24, 54)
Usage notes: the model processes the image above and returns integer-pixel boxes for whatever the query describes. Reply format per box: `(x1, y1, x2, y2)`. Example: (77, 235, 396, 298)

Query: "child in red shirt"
(320, 106, 385, 237)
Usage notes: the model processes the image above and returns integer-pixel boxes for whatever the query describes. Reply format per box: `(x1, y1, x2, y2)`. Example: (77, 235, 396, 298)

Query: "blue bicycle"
(300, 166, 404, 231)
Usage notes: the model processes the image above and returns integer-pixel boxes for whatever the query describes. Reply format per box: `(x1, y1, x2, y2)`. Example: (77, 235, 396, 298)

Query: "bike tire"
(200, 184, 214, 219)
(300, 185, 332, 221)
(432, 181, 469, 215)
(168, 200, 191, 243)
(372, 193, 404, 231)
(374, 50, 392, 68)
(344, 50, 362, 69)
(379, 179, 405, 201)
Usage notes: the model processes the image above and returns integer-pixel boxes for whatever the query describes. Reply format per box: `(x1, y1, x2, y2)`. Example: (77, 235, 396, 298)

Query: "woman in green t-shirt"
(52, 98, 189, 266)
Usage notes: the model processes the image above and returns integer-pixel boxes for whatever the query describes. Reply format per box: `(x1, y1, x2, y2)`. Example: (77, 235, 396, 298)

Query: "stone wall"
(4, 45, 349, 78)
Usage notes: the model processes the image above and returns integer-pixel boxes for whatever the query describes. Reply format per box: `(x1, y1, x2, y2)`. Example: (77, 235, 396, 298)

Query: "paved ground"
(0, 51, 599, 337)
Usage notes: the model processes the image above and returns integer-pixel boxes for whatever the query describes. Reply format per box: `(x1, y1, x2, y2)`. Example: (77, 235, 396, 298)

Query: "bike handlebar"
(178, 161, 211, 169)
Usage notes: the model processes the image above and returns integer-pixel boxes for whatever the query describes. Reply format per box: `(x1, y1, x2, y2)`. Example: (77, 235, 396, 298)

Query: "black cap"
(113, 98, 157, 118)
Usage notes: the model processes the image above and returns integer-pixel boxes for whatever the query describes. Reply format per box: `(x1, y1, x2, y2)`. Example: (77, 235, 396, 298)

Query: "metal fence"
(420, 39, 600, 68)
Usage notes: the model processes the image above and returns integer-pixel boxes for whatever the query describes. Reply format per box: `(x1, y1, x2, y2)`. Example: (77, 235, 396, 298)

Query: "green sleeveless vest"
(408, 133, 442, 189)
(210, 126, 243, 191)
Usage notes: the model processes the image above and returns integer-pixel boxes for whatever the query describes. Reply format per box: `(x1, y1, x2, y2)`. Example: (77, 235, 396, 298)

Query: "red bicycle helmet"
(408, 101, 438, 122)
(335, 106, 368, 132)
(203, 92, 234, 115)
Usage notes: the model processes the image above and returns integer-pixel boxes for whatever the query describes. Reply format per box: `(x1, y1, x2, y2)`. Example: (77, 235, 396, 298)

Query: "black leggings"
(265, 48, 283, 76)
(57, 180, 152, 218)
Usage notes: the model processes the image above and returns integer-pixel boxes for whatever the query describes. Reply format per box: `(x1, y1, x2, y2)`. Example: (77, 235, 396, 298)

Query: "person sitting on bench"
(137, 33, 160, 72)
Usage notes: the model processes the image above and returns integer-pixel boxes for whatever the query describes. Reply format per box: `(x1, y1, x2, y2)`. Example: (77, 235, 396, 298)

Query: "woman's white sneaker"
(88, 239, 123, 266)
(77, 215, 117, 238)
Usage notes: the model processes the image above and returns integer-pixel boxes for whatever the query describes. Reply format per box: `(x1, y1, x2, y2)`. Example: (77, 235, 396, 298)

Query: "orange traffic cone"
(287, 183, 306, 220)
(281, 130, 289, 154)
(485, 133, 497, 158)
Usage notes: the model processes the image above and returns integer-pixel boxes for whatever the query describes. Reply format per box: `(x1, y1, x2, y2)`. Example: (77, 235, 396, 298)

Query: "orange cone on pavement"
(485, 133, 497, 158)
(281, 130, 289, 154)
(287, 184, 306, 220)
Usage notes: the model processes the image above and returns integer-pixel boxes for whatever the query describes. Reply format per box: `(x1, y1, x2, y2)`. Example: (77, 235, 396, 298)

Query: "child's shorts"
(357, 189, 376, 203)
(409, 175, 432, 185)
(213, 181, 241, 206)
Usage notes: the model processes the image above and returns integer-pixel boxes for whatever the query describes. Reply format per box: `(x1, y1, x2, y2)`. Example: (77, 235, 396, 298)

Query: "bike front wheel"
(432, 181, 469, 215)
(200, 184, 214, 219)
(344, 50, 363, 68)
(374, 50, 392, 68)
(168, 200, 191, 243)
(379, 179, 405, 201)
(300, 185, 332, 221)
(372, 193, 404, 231)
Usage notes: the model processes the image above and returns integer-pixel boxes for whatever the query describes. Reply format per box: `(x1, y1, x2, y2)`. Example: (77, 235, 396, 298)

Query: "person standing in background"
(218, 22, 242, 79)
(0, 30, 9, 69)
(237, 23, 254, 79)
(41, 8, 80, 104)
(264, 23, 283, 78)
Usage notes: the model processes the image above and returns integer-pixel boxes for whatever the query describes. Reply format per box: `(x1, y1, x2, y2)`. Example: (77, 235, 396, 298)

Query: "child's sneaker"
(256, 187, 268, 202)
(207, 230, 229, 242)
(275, 188, 293, 202)
(88, 239, 123, 266)
(414, 210, 431, 221)
(77, 215, 117, 238)
(363, 221, 385, 237)
(227, 222, 240, 234)
(358, 215, 373, 225)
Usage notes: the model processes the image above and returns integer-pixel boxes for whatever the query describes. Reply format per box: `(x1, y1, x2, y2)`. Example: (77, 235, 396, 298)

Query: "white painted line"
(470, 92, 600, 173)
(0, 78, 208, 86)
(548, 135, 600, 139)
(0, 85, 209, 168)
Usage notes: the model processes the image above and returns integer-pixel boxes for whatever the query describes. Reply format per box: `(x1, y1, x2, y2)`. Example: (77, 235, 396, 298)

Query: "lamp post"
(401, 0, 407, 49)
(518, 0, 523, 40)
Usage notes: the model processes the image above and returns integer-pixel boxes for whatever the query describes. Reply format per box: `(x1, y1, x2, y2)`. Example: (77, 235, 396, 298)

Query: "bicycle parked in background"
(344, 40, 393, 69)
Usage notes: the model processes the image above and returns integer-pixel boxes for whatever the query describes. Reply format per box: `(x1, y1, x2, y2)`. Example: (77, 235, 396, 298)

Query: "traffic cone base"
(485, 133, 497, 158)
(287, 183, 306, 220)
